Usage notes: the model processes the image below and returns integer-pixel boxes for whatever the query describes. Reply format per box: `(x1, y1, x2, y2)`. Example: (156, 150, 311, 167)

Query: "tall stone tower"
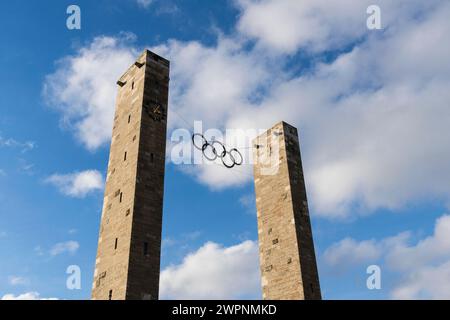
(253, 121, 321, 300)
(92, 50, 170, 300)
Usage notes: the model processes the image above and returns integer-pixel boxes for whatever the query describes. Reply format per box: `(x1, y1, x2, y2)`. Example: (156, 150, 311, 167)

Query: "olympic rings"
(191, 134, 244, 169)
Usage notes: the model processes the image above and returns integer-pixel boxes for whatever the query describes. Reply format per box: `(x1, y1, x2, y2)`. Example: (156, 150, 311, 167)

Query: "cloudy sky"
(1, 0, 450, 300)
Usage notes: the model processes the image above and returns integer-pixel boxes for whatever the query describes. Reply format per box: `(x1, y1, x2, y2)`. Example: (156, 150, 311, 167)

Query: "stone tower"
(253, 121, 321, 300)
(92, 50, 170, 300)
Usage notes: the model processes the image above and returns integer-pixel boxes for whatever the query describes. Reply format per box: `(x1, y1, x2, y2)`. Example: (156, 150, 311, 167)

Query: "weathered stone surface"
(253, 121, 321, 300)
(92, 50, 170, 300)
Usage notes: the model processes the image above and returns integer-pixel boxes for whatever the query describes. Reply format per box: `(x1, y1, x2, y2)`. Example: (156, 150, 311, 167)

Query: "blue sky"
(1, 0, 450, 300)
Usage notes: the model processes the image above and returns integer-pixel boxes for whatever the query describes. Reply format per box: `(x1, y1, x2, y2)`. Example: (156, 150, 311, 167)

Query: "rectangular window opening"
(144, 242, 148, 256)
(119, 192, 123, 203)
(124, 152, 127, 161)
(128, 115, 131, 123)
(108, 290, 113, 300)
(132, 81, 135, 90)
(114, 238, 118, 250)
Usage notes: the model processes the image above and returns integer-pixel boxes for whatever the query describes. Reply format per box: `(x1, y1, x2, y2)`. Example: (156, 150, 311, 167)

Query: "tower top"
(117, 49, 170, 84)
(252, 121, 299, 145)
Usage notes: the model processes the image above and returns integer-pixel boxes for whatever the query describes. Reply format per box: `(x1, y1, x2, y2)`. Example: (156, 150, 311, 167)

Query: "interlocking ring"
(202, 142, 217, 161)
(229, 148, 243, 166)
(192, 133, 207, 150)
(191, 134, 244, 169)
(221, 150, 236, 169)
(211, 140, 226, 158)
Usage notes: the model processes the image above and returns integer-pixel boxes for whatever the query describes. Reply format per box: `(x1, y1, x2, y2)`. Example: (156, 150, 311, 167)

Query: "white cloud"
(386, 215, 450, 272)
(45, 170, 104, 198)
(1, 292, 57, 300)
(153, 38, 271, 129)
(391, 261, 450, 299)
(236, 0, 366, 53)
(0, 135, 35, 153)
(236, 0, 441, 54)
(44, 1, 450, 217)
(137, 0, 153, 8)
(8, 276, 28, 286)
(43, 34, 139, 150)
(18, 158, 35, 175)
(34, 246, 44, 256)
(324, 214, 450, 299)
(160, 240, 261, 299)
(162, 231, 202, 249)
(389, 216, 450, 299)
(162, 237, 177, 249)
(323, 238, 381, 269)
(239, 194, 254, 207)
(239, 194, 256, 214)
(49, 241, 79, 256)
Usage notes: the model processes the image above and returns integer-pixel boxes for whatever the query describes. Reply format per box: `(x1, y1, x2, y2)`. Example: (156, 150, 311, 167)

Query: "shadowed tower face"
(92, 50, 170, 300)
(253, 121, 321, 300)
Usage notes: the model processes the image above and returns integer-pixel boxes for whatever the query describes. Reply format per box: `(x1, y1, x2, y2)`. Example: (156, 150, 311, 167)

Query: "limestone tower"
(253, 121, 321, 300)
(92, 50, 170, 300)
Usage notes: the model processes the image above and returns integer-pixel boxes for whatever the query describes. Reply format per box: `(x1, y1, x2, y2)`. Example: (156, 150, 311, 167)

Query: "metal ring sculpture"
(192, 134, 243, 169)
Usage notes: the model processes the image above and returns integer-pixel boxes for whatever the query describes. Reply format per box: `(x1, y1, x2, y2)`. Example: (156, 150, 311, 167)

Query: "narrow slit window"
(119, 192, 123, 203)
(114, 238, 118, 250)
(124, 152, 127, 161)
(128, 115, 131, 123)
(108, 290, 113, 300)
(144, 242, 148, 256)
(132, 81, 135, 90)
